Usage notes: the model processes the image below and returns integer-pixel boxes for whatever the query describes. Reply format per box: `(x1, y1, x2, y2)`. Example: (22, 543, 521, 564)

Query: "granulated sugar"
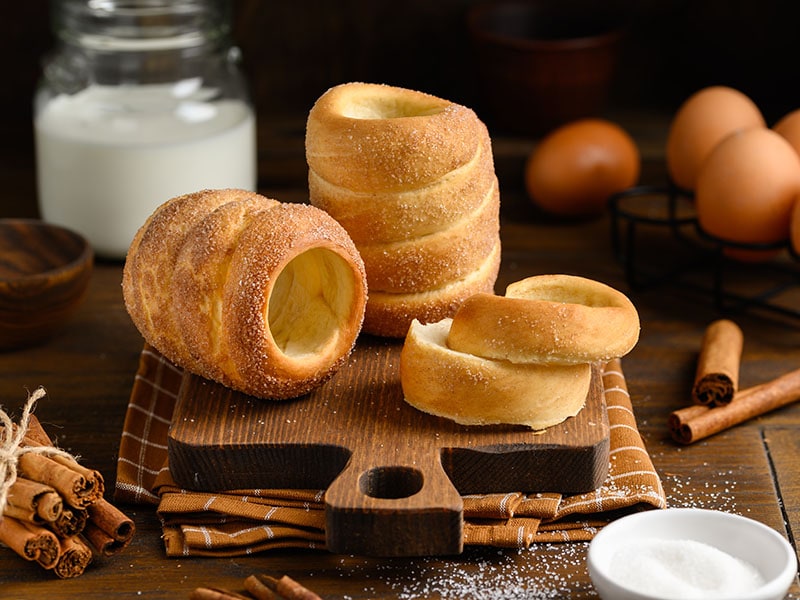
(661, 468, 743, 513)
(338, 544, 595, 599)
(608, 538, 764, 598)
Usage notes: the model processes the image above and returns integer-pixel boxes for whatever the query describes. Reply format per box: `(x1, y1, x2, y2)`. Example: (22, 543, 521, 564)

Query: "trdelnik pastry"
(400, 275, 640, 430)
(305, 82, 501, 338)
(122, 188, 368, 400)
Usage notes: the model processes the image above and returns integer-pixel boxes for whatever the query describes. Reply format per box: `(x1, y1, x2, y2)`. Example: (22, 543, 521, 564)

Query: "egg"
(695, 127, 800, 261)
(773, 108, 800, 155)
(666, 86, 765, 191)
(524, 118, 640, 218)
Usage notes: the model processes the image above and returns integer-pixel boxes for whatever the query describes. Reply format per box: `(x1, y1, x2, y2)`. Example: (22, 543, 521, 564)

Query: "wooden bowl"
(467, 0, 624, 136)
(0, 219, 94, 351)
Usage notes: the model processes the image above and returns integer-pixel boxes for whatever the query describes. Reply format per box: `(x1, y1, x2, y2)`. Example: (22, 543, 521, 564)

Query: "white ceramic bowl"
(588, 508, 797, 600)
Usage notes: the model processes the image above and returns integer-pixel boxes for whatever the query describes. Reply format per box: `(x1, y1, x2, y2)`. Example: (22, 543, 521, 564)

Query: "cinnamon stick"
(672, 368, 800, 444)
(0, 516, 61, 569)
(50, 505, 88, 538)
(20, 413, 53, 447)
(667, 404, 710, 442)
(3, 503, 40, 524)
(17, 453, 102, 509)
(692, 319, 743, 406)
(87, 497, 135, 542)
(248, 574, 323, 600)
(52, 453, 105, 500)
(81, 497, 134, 556)
(5, 477, 63, 523)
(20, 414, 99, 495)
(244, 575, 281, 599)
(189, 588, 252, 600)
(19, 415, 105, 508)
(52, 535, 92, 579)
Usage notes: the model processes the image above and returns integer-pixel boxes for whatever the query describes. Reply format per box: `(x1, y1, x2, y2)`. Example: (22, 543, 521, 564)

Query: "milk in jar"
(35, 0, 256, 259)
(35, 84, 256, 258)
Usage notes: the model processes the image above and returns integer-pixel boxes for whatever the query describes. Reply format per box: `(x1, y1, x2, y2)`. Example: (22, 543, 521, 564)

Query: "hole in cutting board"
(360, 466, 424, 499)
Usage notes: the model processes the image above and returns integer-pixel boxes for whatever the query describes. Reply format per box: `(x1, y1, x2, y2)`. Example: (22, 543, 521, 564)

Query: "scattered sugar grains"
(608, 538, 764, 598)
(346, 545, 594, 599)
(660, 468, 742, 513)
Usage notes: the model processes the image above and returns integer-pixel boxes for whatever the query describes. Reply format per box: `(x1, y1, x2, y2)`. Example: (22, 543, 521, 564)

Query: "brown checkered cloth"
(115, 345, 666, 557)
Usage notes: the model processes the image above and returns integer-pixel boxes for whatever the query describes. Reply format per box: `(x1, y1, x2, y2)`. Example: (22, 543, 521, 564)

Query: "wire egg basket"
(609, 184, 800, 322)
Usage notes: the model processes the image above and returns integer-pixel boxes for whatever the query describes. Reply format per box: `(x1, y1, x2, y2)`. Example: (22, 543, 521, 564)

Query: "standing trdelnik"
(305, 82, 501, 338)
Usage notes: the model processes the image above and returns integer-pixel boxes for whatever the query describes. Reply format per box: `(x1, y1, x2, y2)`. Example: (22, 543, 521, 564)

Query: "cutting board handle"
(324, 446, 464, 557)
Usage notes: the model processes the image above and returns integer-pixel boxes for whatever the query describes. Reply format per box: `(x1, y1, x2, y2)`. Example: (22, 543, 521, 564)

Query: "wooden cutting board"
(167, 336, 609, 557)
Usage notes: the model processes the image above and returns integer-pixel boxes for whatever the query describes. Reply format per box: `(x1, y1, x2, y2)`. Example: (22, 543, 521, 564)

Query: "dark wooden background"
(3, 0, 800, 219)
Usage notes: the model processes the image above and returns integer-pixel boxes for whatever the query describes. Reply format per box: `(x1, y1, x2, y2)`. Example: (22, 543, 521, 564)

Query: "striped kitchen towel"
(115, 345, 666, 556)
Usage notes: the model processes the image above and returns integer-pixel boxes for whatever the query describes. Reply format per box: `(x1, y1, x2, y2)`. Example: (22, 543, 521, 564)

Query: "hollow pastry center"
(267, 247, 356, 359)
(340, 94, 445, 120)
(521, 283, 622, 308)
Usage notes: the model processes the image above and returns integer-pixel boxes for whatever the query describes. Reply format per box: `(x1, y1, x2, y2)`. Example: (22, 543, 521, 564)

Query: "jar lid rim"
(52, 0, 232, 47)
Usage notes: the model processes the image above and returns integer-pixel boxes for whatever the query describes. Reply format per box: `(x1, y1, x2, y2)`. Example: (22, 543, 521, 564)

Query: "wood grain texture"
(0, 219, 93, 350)
(168, 337, 609, 556)
(763, 427, 800, 544)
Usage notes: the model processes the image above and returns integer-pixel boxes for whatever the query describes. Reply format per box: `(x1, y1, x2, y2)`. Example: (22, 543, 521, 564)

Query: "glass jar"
(34, 0, 257, 259)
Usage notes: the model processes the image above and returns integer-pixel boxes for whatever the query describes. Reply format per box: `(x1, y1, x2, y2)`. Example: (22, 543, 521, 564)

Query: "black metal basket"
(609, 184, 800, 321)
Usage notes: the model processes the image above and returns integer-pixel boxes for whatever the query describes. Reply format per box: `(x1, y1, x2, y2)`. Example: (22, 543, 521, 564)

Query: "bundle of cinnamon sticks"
(1, 409, 135, 578)
(669, 319, 800, 444)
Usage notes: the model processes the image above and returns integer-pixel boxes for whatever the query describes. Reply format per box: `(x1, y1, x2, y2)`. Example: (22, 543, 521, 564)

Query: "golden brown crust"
(447, 275, 640, 365)
(308, 133, 496, 245)
(358, 182, 499, 293)
(362, 240, 501, 338)
(400, 318, 591, 429)
(171, 196, 280, 382)
(306, 82, 501, 337)
(123, 188, 262, 365)
(306, 82, 486, 193)
(223, 203, 367, 398)
(123, 189, 367, 400)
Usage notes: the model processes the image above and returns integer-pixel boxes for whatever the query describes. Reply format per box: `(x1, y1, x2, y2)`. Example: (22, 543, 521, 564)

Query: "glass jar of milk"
(34, 0, 257, 259)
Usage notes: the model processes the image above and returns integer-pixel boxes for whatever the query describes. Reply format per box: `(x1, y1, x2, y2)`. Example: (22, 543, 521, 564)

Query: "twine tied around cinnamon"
(0, 387, 75, 518)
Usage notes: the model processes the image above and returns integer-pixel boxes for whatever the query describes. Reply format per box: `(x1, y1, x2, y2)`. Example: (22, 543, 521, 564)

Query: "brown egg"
(773, 108, 800, 156)
(695, 128, 800, 261)
(524, 118, 640, 218)
(666, 86, 765, 191)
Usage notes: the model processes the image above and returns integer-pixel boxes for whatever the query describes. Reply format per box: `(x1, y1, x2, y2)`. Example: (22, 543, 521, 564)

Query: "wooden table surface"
(1, 112, 800, 599)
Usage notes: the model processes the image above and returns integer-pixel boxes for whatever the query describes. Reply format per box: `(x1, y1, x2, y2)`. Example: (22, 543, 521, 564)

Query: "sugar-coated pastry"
(400, 318, 592, 430)
(399, 274, 639, 429)
(447, 275, 640, 365)
(306, 82, 501, 337)
(123, 189, 368, 400)
(306, 82, 487, 192)
(364, 240, 500, 339)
